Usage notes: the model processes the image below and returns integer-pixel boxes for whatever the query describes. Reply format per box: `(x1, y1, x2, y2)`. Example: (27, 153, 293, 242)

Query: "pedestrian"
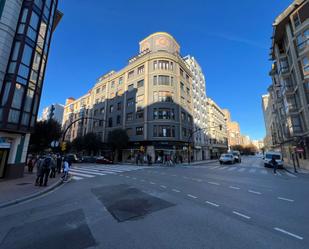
(27, 157, 34, 173)
(49, 155, 57, 178)
(40, 155, 52, 186)
(62, 158, 70, 181)
(35, 156, 44, 186)
(136, 154, 139, 165)
(56, 154, 62, 174)
(271, 155, 278, 174)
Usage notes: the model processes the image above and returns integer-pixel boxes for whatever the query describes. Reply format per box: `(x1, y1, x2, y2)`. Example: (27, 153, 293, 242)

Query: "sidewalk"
(284, 163, 309, 174)
(0, 168, 63, 209)
(118, 159, 217, 167)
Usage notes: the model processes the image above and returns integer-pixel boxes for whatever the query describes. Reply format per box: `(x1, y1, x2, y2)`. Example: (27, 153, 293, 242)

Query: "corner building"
(63, 32, 194, 163)
(0, 0, 62, 179)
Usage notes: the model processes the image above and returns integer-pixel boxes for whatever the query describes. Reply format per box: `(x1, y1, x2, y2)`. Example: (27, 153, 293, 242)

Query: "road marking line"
(70, 169, 106, 176)
(260, 169, 268, 174)
(150, 182, 155, 185)
(187, 194, 197, 199)
(125, 176, 130, 178)
(248, 190, 261, 195)
(274, 227, 303, 240)
(160, 185, 167, 188)
(229, 186, 240, 190)
(233, 211, 251, 219)
(172, 189, 180, 193)
(208, 181, 220, 186)
(205, 201, 219, 207)
(71, 176, 83, 180)
(69, 172, 95, 178)
(278, 197, 294, 202)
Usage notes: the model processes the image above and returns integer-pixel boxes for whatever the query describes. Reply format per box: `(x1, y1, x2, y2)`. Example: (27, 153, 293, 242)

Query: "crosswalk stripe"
(83, 166, 124, 172)
(260, 169, 268, 174)
(228, 167, 236, 171)
(70, 169, 106, 176)
(75, 167, 117, 174)
(211, 166, 219, 169)
(238, 168, 245, 172)
(71, 176, 83, 180)
(284, 172, 297, 178)
(69, 171, 94, 178)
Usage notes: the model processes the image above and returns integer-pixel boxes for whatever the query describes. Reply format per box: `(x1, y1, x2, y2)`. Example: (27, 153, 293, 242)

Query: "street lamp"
(187, 124, 223, 164)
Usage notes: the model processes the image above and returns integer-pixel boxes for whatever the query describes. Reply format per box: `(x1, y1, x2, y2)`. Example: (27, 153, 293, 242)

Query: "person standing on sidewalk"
(56, 154, 62, 174)
(40, 155, 52, 186)
(49, 155, 57, 178)
(35, 156, 44, 186)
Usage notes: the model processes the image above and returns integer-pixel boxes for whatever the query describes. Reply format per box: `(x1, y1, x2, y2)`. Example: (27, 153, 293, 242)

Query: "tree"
(107, 129, 129, 161)
(71, 132, 102, 155)
(29, 120, 62, 153)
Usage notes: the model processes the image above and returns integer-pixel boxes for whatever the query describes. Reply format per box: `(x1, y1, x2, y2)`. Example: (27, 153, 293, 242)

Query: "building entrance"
(0, 149, 9, 178)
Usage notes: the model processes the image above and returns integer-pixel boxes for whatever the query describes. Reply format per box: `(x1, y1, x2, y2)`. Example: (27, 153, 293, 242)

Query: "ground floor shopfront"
(0, 132, 30, 179)
(122, 140, 192, 164)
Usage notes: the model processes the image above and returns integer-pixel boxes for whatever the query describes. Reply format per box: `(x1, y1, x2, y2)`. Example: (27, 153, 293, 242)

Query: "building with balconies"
(0, 0, 62, 179)
(62, 32, 194, 163)
(264, 0, 309, 169)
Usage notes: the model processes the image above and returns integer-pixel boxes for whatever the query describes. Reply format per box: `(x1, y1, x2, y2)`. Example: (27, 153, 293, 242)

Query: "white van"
(263, 151, 284, 168)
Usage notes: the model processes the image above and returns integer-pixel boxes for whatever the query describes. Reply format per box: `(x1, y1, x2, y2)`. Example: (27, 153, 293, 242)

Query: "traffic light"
(61, 142, 67, 151)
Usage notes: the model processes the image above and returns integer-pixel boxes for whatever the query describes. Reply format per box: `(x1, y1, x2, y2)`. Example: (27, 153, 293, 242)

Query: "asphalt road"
(1, 156, 309, 249)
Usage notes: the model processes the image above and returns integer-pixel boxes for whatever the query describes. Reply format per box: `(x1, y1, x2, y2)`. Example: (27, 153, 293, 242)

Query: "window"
(128, 70, 134, 79)
(100, 107, 105, 114)
(126, 112, 133, 121)
(188, 115, 193, 124)
(111, 81, 115, 88)
(116, 115, 121, 124)
(127, 98, 134, 107)
(137, 79, 144, 88)
(153, 108, 175, 120)
(186, 87, 190, 95)
(96, 88, 100, 94)
(302, 56, 309, 74)
(153, 61, 157, 70)
(170, 62, 174, 70)
(136, 95, 144, 107)
(137, 65, 144, 74)
(158, 75, 170, 85)
(8, 109, 20, 123)
(180, 82, 184, 91)
(21, 44, 33, 66)
(109, 105, 114, 113)
(158, 91, 173, 102)
(94, 109, 98, 116)
(180, 68, 184, 77)
(108, 118, 113, 127)
(171, 77, 174, 86)
(293, 13, 300, 28)
(0, 0, 6, 19)
(119, 77, 123, 84)
(136, 110, 144, 119)
(128, 84, 134, 91)
(126, 128, 133, 136)
(158, 60, 170, 70)
(12, 84, 24, 109)
(117, 102, 121, 110)
(136, 127, 144, 135)
(182, 127, 187, 137)
(153, 125, 175, 137)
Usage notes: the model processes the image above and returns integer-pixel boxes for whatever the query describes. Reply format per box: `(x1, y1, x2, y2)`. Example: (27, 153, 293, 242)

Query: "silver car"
(219, 154, 235, 164)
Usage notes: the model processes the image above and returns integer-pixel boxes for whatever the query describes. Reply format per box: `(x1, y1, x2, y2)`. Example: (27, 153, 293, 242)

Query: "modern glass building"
(0, 0, 62, 179)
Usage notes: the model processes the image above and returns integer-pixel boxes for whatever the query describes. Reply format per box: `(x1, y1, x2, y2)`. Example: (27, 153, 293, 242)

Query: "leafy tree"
(107, 129, 129, 161)
(71, 132, 102, 155)
(29, 120, 62, 153)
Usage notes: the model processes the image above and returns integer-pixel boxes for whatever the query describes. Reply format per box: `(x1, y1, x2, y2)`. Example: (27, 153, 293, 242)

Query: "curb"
(0, 179, 63, 209)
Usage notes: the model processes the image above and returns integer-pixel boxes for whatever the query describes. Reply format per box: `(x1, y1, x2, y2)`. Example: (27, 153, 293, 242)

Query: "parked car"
(219, 154, 235, 164)
(96, 156, 113, 164)
(82, 156, 97, 163)
(231, 151, 241, 163)
(65, 154, 81, 163)
(263, 152, 283, 168)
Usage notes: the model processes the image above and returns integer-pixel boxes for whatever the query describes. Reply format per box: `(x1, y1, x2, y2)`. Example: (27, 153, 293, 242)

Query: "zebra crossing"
(69, 165, 147, 181)
(207, 165, 297, 178)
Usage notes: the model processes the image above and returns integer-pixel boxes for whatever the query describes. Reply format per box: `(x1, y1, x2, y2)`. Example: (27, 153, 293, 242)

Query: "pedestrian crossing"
(69, 165, 147, 181)
(206, 165, 297, 178)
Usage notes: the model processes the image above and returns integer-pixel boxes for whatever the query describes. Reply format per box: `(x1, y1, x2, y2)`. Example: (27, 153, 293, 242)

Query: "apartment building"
(261, 94, 274, 149)
(184, 55, 209, 160)
(41, 103, 64, 124)
(222, 109, 241, 148)
(0, 0, 62, 179)
(206, 97, 228, 158)
(264, 0, 309, 169)
(62, 32, 194, 163)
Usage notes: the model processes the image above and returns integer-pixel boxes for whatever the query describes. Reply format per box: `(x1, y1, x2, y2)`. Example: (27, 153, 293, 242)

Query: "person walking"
(40, 155, 52, 186)
(27, 157, 34, 173)
(271, 155, 278, 174)
(56, 154, 62, 174)
(35, 156, 44, 186)
(62, 158, 70, 182)
(49, 155, 57, 178)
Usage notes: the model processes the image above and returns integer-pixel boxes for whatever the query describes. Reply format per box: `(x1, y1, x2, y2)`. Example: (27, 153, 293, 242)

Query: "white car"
(219, 154, 235, 164)
(263, 152, 284, 168)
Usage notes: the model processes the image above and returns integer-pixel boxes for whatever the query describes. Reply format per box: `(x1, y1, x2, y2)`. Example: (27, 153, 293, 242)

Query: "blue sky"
(41, 0, 293, 140)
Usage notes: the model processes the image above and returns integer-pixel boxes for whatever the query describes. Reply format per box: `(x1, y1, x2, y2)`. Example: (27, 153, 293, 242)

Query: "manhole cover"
(92, 184, 174, 222)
